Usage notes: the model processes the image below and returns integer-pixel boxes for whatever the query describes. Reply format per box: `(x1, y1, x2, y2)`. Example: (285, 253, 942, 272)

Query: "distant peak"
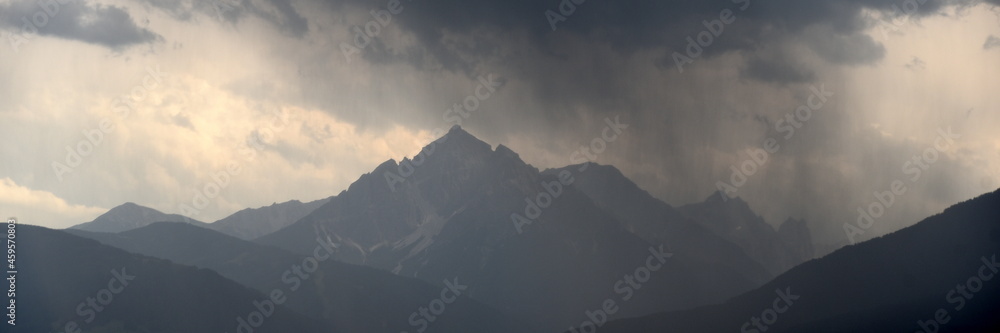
(705, 190, 746, 206)
(109, 202, 154, 212)
(780, 217, 809, 231)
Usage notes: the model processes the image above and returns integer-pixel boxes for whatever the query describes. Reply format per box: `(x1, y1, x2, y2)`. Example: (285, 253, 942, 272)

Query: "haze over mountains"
(4, 0, 997, 330)
(69, 198, 330, 241)
(21, 126, 996, 332)
(680, 191, 815, 275)
(17, 225, 329, 333)
(208, 198, 331, 240)
(598, 188, 1000, 332)
(69, 202, 209, 233)
(66, 222, 526, 333)
(255, 126, 783, 331)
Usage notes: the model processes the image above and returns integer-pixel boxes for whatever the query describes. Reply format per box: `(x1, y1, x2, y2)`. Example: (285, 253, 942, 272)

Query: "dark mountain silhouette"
(778, 217, 815, 264)
(256, 126, 763, 331)
(596, 188, 1000, 333)
(68, 221, 530, 333)
(13, 225, 328, 333)
(68, 202, 207, 232)
(209, 198, 331, 240)
(68, 198, 330, 241)
(543, 162, 773, 286)
(680, 191, 814, 275)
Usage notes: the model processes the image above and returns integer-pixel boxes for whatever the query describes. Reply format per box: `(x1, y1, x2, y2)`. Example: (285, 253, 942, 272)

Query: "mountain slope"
(210, 198, 331, 240)
(778, 217, 815, 265)
(69, 198, 330, 241)
(68, 202, 207, 233)
(258, 126, 761, 331)
(680, 191, 812, 275)
(597, 188, 1000, 332)
(543, 163, 773, 286)
(14, 225, 328, 333)
(68, 221, 531, 333)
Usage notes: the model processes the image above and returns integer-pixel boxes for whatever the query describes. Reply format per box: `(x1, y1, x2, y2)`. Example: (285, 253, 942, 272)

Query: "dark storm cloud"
(325, 0, 976, 80)
(333, 0, 995, 247)
(141, 0, 308, 37)
(742, 52, 818, 84)
(263, 0, 310, 36)
(0, 1, 160, 49)
(803, 29, 886, 65)
(95, 0, 991, 245)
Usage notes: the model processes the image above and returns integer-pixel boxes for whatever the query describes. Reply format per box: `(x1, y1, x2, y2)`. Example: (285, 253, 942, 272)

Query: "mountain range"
(66, 222, 527, 333)
(16, 224, 329, 333)
(596, 187, 1000, 332)
(255, 126, 810, 331)
(69, 198, 330, 240)
(35, 125, 997, 332)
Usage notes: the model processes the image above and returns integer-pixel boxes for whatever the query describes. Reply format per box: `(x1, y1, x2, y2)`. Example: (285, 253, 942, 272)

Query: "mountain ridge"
(257, 126, 769, 331)
(597, 187, 1000, 332)
(69, 202, 208, 233)
(68, 221, 533, 333)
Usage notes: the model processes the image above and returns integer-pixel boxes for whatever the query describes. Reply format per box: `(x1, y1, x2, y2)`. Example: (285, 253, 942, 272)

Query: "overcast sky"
(1, 0, 998, 246)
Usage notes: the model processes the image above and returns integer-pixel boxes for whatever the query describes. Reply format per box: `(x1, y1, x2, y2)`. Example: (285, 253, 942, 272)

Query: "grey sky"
(1, 0, 998, 246)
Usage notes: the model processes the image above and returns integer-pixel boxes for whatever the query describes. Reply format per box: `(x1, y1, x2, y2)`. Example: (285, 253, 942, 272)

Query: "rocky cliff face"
(258, 126, 762, 332)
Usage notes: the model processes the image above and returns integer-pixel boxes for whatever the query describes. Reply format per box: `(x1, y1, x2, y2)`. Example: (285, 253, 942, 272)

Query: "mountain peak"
(705, 190, 747, 206)
(102, 202, 160, 216)
(698, 191, 759, 226)
(447, 124, 465, 134)
(410, 125, 493, 162)
(778, 217, 813, 256)
(780, 217, 806, 229)
(442, 125, 488, 147)
(69, 202, 205, 233)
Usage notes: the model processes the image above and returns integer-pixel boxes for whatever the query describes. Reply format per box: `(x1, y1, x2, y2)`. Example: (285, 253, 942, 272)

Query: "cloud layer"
(0, 0, 160, 49)
(0, 0, 998, 247)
